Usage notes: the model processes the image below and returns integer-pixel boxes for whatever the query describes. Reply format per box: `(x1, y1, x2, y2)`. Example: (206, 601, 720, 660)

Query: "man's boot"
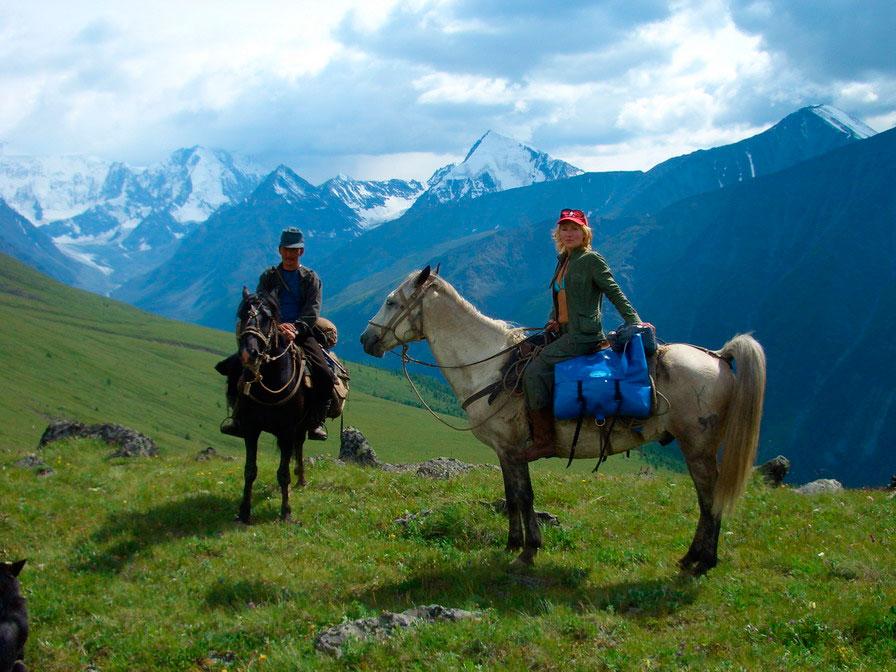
(220, 417, 244, 438)
(218, 355, 245, 437)
(525, 407, 556, 461)
(307, 399, 330, 441)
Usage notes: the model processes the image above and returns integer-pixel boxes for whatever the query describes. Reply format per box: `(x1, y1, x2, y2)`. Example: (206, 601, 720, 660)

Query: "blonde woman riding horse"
(361, 266, 765, 575)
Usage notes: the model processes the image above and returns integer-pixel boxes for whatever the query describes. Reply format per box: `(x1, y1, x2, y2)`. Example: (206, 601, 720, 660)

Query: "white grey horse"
(360, 267, 766, 574)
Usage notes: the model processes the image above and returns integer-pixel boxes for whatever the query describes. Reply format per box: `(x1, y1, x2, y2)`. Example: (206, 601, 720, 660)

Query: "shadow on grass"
(70, 492, 283, 574)
(347, 555, 699, 619)
(204, 577, 298, 611)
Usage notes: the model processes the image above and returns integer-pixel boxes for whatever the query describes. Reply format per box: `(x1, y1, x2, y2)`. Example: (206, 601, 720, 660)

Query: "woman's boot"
(525, 408, 556, 461)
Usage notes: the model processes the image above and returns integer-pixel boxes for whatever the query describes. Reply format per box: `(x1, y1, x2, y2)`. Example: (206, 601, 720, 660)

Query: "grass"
(3, 445, 895, 671)
(4, 253, 893, 670)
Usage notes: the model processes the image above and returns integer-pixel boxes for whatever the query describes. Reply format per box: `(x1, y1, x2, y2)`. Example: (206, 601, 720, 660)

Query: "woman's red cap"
(556, 208, 588, 228)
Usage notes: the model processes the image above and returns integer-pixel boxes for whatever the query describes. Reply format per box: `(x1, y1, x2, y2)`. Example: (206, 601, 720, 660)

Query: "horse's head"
(361, 266, 436, 357)
(236, 287, 280, 366)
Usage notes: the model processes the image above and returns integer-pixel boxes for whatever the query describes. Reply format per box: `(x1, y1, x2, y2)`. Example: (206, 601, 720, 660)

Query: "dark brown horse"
(232, 289, 312, 523)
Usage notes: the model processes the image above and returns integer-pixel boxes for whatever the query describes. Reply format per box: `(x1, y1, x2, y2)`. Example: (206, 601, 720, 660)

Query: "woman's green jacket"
(551, 247, 641, 341)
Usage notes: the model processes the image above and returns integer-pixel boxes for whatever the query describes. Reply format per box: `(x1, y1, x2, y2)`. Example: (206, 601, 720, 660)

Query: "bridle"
(237, 296, 304, 405)
(366, 279, 432, 348)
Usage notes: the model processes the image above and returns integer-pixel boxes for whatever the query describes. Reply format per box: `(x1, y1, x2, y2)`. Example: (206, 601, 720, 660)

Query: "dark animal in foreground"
(361, 268, 766, 575)
(229, 289, 315, 523)
(0, 559, 28, 672)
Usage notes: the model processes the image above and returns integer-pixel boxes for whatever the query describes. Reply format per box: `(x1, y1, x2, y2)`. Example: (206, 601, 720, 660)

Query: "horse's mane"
(237, 291, 281, 322)
(429, 275, 528, 345)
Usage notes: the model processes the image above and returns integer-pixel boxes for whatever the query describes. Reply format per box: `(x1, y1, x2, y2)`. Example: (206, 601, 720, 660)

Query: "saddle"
(461, 331, 556, 410)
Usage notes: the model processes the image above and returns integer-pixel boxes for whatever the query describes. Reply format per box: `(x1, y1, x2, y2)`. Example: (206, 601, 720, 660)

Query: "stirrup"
(308, 424, 328, 441)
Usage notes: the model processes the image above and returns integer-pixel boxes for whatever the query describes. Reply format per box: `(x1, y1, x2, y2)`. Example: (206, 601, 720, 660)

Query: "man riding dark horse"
(219, 227, 336, 440)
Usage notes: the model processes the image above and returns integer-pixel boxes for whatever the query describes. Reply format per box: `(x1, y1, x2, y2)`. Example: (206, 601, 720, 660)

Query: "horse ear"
(434, 263, 441, 276)
(415, 265, 431, 287)
(242, 286, 250, 300)
(8, 559, 25, 576)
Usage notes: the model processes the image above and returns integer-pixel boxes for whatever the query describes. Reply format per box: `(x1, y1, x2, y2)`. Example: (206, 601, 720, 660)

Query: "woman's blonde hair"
(552, 223, 593, 253)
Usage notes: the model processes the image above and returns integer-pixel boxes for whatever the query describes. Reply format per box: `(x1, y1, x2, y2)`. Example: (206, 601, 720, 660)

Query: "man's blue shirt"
(278, 268, 302, 323)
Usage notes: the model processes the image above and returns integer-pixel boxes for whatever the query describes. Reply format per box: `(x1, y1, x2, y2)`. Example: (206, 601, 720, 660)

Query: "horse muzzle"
(360, 328, 385, 357)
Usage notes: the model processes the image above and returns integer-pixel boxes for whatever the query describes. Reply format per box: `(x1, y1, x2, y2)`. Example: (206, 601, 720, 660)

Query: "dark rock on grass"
(339, 426, 379, 466)
(315, 605, 481, 657)
(380, 457, 476, 479)
(14, 453, 54, 477)
(339, 427, 480, 479)
(195, 447, 234, 462)
(39, 420, 157, 458)
(756, 455, 790, 486)
(484, 499, 560, 526)
(795, 479, 843, 495)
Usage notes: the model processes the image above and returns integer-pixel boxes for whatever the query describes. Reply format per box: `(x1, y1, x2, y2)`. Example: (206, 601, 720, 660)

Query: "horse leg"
(238, 431, 260, 524)
(293, 434, 306, 487)
(503, 458, 542, 566)
(498, 455, 524, 552)
(679, 442, 722, 575)
(276, 433, 293, 521)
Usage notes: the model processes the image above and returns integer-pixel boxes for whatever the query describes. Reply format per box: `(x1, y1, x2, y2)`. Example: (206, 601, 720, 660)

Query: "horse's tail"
(713, 333, 767, 516)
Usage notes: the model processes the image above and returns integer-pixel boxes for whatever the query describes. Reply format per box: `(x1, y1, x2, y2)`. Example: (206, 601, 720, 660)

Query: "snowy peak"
(808, 105, 876, 139)
(0, 154, 112, 223)
(256, 165, 317, 204)
(425, 131, 583, 203)
(320, 175, 426, 229)
(163, 146, 262, 223)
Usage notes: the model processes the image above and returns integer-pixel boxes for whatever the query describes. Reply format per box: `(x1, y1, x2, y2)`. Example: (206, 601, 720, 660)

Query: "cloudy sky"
(2, 0, 894, 182)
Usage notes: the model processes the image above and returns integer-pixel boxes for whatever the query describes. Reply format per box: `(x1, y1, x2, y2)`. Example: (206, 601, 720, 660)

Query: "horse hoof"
(512, 549, 537, 567)
(235, 515, 250, 526)
(505, 543, 523, 553)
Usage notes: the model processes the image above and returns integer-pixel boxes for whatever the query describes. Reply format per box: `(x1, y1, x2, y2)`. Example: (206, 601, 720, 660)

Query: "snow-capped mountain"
(114, 164, 365, 327)
(1, 147, 264, 291)
(320, 175, 426, 229)
(0, 154, 111, 224)
(422, 131, 583, 205)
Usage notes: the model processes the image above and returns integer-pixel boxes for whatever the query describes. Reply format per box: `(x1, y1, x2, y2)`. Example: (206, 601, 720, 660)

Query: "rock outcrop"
(315, 605, 481, 657)
(795, 479, 843, 495)
(39, 420, 158, 457)
(756, 455, 790, 486)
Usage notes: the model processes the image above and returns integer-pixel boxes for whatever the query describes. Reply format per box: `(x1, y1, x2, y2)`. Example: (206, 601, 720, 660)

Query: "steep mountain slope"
(0, 198, 97, 287)
(612, 105, 876, 216)
(626, 127, 896, 486)
(114, 166, 365, 327)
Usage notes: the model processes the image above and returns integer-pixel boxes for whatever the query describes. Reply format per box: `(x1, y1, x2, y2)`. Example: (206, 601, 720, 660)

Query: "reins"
(238, 299, 305, 406)
(368, 276, 542, 432)
(395, 344, 520, 432)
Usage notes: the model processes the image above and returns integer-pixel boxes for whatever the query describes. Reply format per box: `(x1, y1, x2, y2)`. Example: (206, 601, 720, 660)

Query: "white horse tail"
(712, 333, 767, 516)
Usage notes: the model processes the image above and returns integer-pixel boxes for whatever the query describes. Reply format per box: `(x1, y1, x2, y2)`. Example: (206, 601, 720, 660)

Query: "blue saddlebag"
(553, 333, 653, 421)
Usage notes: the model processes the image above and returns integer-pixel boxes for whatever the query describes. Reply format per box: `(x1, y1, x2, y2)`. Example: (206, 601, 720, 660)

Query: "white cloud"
(413, 73, 517, 105)
(1, 0, 893, 182)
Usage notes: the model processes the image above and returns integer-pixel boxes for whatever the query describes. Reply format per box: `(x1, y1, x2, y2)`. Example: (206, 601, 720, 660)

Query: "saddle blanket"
(554, 333, 653, 421)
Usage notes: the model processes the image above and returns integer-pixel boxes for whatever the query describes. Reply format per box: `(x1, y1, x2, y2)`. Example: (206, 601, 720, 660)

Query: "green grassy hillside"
(0, 252, 657, 471)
